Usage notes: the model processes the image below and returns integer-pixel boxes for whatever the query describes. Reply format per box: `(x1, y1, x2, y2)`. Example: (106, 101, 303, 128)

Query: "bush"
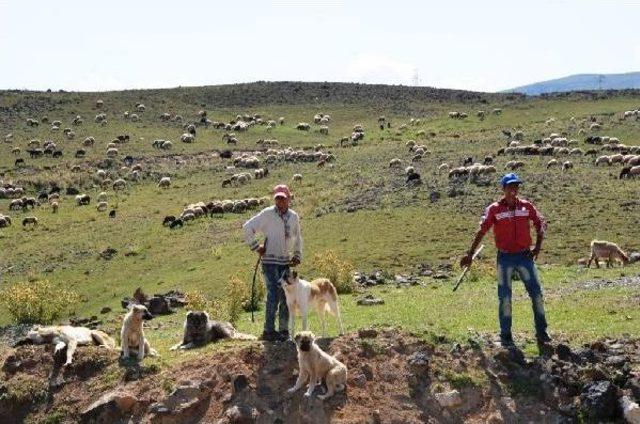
(184, 290, 228, 321)
(312, 249, 355, 294)
(0, 280, 79, 324)
(227, 275, 250, 324)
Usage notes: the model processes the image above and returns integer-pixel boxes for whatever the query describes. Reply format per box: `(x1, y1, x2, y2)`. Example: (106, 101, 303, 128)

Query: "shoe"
(277, 330, 291, 342)
(536, 332, 552, 344)
(260, 331, 279, 342)
(500, 334, 515, 348)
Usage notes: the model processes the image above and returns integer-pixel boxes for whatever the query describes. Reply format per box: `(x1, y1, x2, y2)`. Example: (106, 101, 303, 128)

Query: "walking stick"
(453, 244, 484, 292)
(251, 238, 267, 323)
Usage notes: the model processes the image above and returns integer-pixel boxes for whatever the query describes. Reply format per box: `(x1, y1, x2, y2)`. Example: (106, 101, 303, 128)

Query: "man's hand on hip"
(460, 254, 472, 268)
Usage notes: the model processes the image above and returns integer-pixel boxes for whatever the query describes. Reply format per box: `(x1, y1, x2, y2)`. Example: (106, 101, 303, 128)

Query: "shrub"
(184, 290, 228, 321)
(0, 280, 79, 324)
(312, 250, 355, 294)
(227, 275, 249, 324)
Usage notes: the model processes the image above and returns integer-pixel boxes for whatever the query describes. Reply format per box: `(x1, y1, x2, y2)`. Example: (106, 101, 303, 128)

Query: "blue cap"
(500, 173, 523, 187)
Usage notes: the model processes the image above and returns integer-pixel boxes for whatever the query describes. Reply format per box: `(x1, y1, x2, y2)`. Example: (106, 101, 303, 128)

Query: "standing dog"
(121, 304, 158, 360)
(170, 311, 257, 350)
(17, 325, 115, 366)
(279, 269, 344, 337)
(288, 331, 347, 399)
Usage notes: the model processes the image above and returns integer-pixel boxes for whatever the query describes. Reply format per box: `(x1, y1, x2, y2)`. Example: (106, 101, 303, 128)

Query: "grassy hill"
(1, 82, 640, 343)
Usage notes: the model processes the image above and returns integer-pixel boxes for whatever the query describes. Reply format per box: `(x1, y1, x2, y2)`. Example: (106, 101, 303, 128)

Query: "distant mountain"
(506, 72, 640, 95)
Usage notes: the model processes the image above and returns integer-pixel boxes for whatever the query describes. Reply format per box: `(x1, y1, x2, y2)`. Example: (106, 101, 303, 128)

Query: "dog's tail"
(232, 331, 258, 341)
(92, 330, 116, 349)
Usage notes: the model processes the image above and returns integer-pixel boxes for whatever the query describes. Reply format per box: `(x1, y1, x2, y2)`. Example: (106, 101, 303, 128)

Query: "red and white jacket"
(478, 197, 546, 254)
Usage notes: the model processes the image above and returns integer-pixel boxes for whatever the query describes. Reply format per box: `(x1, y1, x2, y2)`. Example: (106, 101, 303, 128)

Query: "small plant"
(227, 275, 249, 324)
(312, 249, 355, 294)
(0, 280, 79, 324)
(184, 290, 228, 321)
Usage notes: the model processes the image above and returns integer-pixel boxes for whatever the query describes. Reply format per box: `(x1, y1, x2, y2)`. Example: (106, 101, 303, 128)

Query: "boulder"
(622, 395, 640, 424)
(434, 390, 462, 408)
(580, 380, 621, 421)
(356, 295, 385, 306)
(148, 382, 211, 424)
(80, 391, 138, 424)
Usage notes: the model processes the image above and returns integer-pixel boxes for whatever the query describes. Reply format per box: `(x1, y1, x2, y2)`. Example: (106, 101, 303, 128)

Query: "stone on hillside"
(148, 381, 211, 423)
(356, 295, 384, 306)
(622, 395, 640, 424)
(629, 252, 640, 263)
(580, 380, 621, 421)
(434, 390, 462, 408)
(80, 391, 138, 424)
(222, 405, 259, 424)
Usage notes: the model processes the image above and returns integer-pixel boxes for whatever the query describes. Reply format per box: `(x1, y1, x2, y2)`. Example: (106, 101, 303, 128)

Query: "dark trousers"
(262, 263, 289, 333)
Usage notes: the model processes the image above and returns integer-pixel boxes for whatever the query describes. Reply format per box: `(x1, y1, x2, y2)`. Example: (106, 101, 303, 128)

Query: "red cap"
(273, 184, 291, 199)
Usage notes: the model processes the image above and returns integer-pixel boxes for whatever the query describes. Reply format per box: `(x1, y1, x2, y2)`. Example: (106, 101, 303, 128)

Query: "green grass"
(1, 84, 640, 353)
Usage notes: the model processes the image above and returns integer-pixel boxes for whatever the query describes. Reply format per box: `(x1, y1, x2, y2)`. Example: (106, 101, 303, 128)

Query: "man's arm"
(528, 202, 546, 260)
(461, 230, 485, 267)
(291, 215, 303, 266)
(243, 210, 266, 254)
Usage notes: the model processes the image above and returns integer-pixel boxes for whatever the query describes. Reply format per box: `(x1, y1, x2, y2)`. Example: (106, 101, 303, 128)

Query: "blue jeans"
(262, 263, 289, 333)
(497, 251, 548, 339)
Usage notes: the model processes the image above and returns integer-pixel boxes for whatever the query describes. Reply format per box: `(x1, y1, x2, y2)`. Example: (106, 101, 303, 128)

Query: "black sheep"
(169, 218, 184, 229)
(163, 216, 176, 226)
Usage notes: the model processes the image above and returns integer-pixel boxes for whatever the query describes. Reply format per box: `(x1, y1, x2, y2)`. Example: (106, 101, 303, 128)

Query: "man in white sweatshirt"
(243, 184, 303, 342)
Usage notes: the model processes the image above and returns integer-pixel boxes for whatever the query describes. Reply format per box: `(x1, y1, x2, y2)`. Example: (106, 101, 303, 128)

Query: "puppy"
(279, 269, 344, 337)
(18, 325, 115, 366)
(170, 311, 257, 350)
(288, 331, 347, 399)
(121, 304, 158, 360)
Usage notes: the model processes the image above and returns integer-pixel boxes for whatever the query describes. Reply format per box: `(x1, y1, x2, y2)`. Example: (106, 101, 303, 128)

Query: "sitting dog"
(17, 325, 115, 366)
(170, 311, 256, 350)
(288, 331, 347, 399)
(121, 304, 158, 360)
(279, 269, 344, 337)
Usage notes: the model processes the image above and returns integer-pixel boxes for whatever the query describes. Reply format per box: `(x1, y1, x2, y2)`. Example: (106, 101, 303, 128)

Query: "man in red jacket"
(460, 173, 551, 347)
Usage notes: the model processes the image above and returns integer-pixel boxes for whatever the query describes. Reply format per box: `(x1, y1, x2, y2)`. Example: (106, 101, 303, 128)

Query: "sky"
(1, 0, 639, 93)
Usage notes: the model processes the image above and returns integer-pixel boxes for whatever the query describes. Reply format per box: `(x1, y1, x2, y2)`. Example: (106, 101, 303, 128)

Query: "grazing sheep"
(10, 199, 23, 210)
(112, 179, 127, 190)
(505, 160, 525, 170)
(620, 165, 640, 179)
(254, 168, 269, 179)
(562, 161, 574, 171)
(0, 215, 12, 227)
(588, 240, 629, 268)
(169, 218, 184, 229)
(590, 123, 601, 131)
(158, 177, 171, 188)
(546, 159, 559, 169)
(318, 125, 329, 135)
(163, 216, 176, 226)
(75, 194, 91, 206)
(595, 155, 611, 166)
(492, 108, 502, 115)
(22, 217, 38, 227)
(51, 201, 59, 213)
(406, 172, 422, 185)
(389, 158, 402, 168)
(106, 148, 119, 157)
(296, 123, 311, 131)
(292, 174, 303, 183)
(109, 210, 116, 219)
(97, 201, 108, 212)
(438, 163, 450, 174)
(181, 133, 194, 143)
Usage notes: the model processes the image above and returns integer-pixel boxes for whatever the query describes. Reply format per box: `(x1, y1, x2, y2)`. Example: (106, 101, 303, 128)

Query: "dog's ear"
(294, 333, 301, 344)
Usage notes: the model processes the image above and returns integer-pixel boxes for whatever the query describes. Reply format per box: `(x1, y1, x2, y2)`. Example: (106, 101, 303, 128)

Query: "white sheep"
(546, 159, 559, 169)
(181, 133, 194, 143)
(595, 155, 611, 166)
(438, 163, 450, 174)
(97, 201, 108, 212)
(112, 178, 127, 190)
(106, 148, 119, 158)
(292, 173, 303, 182)
(97, 192, 108, 202)
(158, 177, 171, 188)
(562, 161, 574, 171)
(389, 158, 402, 168)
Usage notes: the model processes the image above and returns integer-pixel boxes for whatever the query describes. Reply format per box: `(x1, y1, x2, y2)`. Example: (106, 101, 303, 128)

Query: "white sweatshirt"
(243, 206, 302, 265)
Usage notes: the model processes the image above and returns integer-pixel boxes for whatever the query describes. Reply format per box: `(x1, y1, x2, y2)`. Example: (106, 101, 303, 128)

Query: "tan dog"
(18, 325, 115, 366)
(288, 331, 347, 400)
(170, 311, 256, 350)
(279, 269, 344, 337)
(121, 304, 158, 360)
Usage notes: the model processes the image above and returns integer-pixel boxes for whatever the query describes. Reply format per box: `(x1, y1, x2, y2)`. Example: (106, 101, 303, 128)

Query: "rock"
(434, 390, 462, 408)
(148, 296, 173, 315)
(80, 391, 138, 424)
(606, 355, 628, 367)
(358, 328, 378, 339)
(361, 363, 374, 380)
(432, 272, 449, 280)
(627, 376, 640, 402)
(356, 295, 385, 306)
(351, 373, 367, 388)
(149, 382, 211, 423)
(407, 351, 430, 375)
(232, 374, 249, 395)
(494, 347, 526, 367)
(99, 247, 118, 260)
(555, 343, 572, 361)
(629, 252, 640, 264)
(580, 380, 621, 421)
(622, 395, 640, 424)
(223, 405, 259, 424)
(100, 306, 112, 314)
